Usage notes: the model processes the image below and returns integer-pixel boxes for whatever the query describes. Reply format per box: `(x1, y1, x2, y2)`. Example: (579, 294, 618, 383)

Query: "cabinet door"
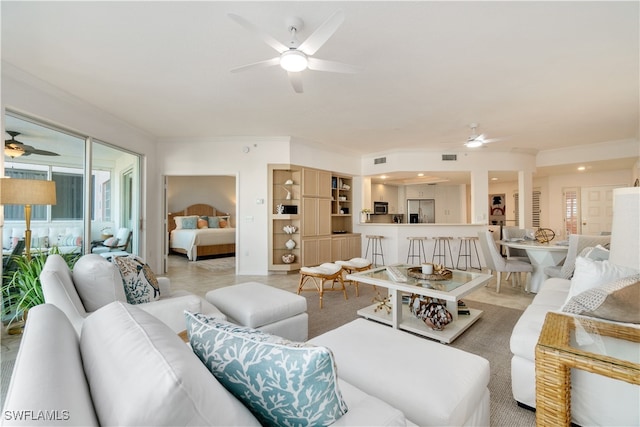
(318, 170, 332, 198)
(302, 169, 318, 197)
(318, 198, 332, 236)
(302, 198, 318, 237)
(318, 237, 332, 264)
(347, 235, 362, 259)
(331, 236, 346, 261)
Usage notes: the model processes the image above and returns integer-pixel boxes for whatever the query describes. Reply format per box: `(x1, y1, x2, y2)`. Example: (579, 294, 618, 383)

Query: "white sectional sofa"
(4, 252, 492, 426)
(2, 225, 83, 255)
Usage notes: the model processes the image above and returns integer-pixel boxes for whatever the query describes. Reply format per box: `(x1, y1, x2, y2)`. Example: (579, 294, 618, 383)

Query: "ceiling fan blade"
(28, 148, 60, 156)
(297, 10, 344, 55)
(307, 57, 361, 74)
(288, 72, 303, 93)
(230, 57, 280, 73)
(228, 13, 288, 54)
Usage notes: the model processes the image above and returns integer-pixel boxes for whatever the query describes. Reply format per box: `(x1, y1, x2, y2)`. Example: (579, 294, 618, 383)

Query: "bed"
(168, 204, 235, 261)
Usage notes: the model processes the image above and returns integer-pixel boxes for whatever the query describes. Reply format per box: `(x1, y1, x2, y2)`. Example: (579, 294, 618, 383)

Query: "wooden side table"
(535, 312, 640, 426)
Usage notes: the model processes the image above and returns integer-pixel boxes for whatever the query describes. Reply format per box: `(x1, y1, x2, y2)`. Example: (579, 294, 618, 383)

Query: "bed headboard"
(167, 204, 227, 232)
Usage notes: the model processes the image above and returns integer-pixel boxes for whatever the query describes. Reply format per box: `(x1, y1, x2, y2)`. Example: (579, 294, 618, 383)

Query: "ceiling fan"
(5, 131, 60, 158)
(463, 123, 500, 148)
(228, 10, 361, 93)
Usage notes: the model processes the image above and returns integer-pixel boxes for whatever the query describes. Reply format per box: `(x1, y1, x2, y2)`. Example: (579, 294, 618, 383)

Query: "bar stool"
(364, 235, 385, 267)
(406, 237, 428, 265)
(431, 237, 454, 269)
(456, 236, 482, 271)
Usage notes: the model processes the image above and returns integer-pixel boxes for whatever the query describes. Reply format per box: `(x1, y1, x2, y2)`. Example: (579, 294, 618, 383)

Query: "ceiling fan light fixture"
(280, 50, 308, 72)
(465, 140, 484, 148)
(4, 146, 25, 158)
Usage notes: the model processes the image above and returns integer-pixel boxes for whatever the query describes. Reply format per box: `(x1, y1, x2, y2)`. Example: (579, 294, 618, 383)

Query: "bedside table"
(535, 312, 640, 426)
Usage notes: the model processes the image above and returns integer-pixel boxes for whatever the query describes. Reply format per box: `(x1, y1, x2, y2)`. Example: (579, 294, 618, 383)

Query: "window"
(563, 188, 579, 236)
(513, 190, 541, 228)
(102, 180, 111, 221)
(51, 169, 84, 220)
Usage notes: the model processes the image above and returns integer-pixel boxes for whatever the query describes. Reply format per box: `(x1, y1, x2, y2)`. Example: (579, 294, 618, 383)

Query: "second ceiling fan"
(228, 10, 361, 93)
(5, 131, 60, 158)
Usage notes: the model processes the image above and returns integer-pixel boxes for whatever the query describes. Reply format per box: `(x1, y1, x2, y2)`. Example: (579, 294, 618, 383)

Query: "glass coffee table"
(346, 264, 492, 343)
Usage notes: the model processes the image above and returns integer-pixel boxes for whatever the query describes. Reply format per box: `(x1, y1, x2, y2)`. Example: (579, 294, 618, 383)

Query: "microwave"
(373, 202, 388, 214)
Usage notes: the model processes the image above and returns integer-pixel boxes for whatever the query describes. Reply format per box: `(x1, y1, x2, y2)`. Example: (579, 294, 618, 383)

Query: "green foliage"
(2, 248, 80, 327)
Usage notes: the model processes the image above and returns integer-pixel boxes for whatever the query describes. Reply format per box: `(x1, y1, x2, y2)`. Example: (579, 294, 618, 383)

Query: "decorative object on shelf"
(535, 228, 556, 243)
(283, 225, 297, 234)
(285, 238, 296, 250)
(409, 294, 453, 331)
(407, 264, 452, 281)
(282, 186, 292, 200)
(282, 253, 296, 264)
(284, 179, 294, 185)
(341, 184, 350, 190)
(276, 204, 284, 214)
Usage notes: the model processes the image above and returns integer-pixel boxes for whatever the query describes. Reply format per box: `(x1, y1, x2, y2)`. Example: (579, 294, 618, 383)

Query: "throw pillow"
(73, 254, 127, 311)
(197, 218, 208, 229)
(207, 216, 220, 228)
(185, 312, 348, 426)
(102, 236, 118, 247)
(563, 257, 639, 308)
(58, 234, 82, 246)
(562, 274, 640, 323)
(182, 216, 198, 230)
(108, 255, 160, 304)
(586, 244, 610, 261)
(218, 218, 228, 228)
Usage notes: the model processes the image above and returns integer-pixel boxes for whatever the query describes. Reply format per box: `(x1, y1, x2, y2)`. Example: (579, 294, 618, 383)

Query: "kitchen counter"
(354, 223, 490, 266)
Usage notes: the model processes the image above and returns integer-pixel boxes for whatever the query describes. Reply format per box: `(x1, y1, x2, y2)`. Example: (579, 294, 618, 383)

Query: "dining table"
(500, 239, 569, 293)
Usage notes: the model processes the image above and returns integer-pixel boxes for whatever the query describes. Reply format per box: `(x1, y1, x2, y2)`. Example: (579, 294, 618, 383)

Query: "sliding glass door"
(3, 112, 141, 255)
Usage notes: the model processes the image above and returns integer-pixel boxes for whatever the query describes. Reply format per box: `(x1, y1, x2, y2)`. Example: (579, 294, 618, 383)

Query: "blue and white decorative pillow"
(185, 312, 348, 426)
(109, 255, 160, 304)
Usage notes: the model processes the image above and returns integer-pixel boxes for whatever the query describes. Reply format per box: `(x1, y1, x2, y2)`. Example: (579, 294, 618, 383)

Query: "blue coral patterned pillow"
(182, 216, 198, 229)
(185, 312, 348, 426)
(109, 255, 160, 304)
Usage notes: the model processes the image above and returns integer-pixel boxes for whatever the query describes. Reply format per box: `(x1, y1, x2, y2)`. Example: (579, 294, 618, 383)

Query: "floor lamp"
(0, 178, 57, 260)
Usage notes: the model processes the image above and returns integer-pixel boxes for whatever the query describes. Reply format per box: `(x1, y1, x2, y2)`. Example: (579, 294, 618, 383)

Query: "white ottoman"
(309, 319, 490, 426)
(205, 282, 308, 342)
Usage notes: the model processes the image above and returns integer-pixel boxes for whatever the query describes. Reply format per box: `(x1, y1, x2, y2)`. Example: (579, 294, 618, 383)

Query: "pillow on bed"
(197, 218, 208, 229)
(208, 217, 220, 228)
(182, 217, 198, 230)
(174, 215, 198, 230)
(219, 219, 228, 228)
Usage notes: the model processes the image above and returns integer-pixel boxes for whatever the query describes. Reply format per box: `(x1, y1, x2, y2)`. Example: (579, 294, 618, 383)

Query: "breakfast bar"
(354, 223, 490, 266)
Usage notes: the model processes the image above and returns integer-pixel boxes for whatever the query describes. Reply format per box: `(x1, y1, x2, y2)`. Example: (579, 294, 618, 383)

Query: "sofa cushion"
(108, 255, 161, 304)
(80, 301, 259, 426)
(562, 274, 640, 323)
(185, 312, 348, 426)
(564, 257, 639, 306)
(72, 254, 126, 312)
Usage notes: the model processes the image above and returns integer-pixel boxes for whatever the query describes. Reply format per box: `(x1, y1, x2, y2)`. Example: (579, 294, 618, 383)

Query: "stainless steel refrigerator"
(407, 199, 435, 223)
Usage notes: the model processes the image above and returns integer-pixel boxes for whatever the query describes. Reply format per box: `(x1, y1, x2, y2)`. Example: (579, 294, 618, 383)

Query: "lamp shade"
(0, 178, 57, 205)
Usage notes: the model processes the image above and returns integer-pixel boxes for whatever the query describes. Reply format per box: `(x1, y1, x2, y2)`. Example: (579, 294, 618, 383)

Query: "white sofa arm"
(157, 276, 171, 295)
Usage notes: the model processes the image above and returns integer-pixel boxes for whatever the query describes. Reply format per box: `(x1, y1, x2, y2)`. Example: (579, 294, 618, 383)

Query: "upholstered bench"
(310, 319, 490, 426)
(205, 282, 308, 342)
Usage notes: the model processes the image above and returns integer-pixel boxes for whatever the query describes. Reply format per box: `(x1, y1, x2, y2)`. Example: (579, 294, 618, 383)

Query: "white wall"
(167, 175, 236, 223)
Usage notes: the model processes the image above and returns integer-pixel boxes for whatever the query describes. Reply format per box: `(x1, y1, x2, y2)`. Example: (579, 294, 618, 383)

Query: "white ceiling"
(2, 1, 639, 182)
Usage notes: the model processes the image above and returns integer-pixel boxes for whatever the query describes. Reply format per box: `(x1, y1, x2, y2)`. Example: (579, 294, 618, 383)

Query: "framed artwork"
(489, 194, 506, 225)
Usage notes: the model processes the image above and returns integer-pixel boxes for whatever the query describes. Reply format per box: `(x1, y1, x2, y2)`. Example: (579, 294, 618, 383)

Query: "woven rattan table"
(535, 312, 640, 426)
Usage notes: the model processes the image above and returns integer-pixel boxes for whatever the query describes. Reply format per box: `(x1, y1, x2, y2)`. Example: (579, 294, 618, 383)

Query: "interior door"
(580, 185, 621, 235)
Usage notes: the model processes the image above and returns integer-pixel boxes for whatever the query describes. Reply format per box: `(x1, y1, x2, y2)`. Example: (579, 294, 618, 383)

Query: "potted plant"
(1, 248, 79, 333)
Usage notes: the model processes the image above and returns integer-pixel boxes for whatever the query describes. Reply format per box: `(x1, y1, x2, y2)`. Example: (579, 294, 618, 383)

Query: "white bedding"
(170, 228, 235, 260)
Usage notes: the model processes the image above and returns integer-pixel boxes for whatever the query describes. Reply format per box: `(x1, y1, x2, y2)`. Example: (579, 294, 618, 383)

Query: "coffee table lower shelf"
(357, 303, 483, 344)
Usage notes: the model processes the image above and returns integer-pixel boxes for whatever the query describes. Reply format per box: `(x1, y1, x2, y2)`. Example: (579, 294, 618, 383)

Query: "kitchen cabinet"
(302, 168, 332, 198)
(331, 234, 362, 261)
(301, 237, 332, 266)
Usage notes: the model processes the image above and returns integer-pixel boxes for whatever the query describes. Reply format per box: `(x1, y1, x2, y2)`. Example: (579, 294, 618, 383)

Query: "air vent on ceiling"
(442, 154, 457, 161)
(374, 157, 387, 165)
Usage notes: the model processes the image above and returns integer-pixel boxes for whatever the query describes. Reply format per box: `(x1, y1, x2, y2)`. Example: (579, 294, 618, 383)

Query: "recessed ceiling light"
(380, 175, 387, 179)
(417, 173, 424, 177)
(577, 166, 586, 171)
(491, 177, 498, 181)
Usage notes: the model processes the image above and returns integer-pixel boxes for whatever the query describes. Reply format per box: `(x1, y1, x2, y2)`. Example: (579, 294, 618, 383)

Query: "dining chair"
(477, 231, 533, 293)
(501, 227, 533, 262)
(543, 234, 611, 279)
